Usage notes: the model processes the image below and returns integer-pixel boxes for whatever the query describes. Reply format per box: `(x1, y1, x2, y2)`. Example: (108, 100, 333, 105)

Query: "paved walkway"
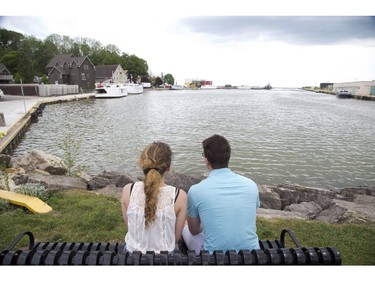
(0, 93, 95, 153)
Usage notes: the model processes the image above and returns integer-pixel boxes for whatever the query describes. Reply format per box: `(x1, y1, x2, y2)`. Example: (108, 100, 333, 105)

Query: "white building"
(95, 64, 127, 84)
(333, 80, 375, 96)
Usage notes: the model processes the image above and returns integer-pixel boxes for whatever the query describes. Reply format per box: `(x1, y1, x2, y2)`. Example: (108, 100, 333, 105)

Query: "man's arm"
(187, 216, 202, 235)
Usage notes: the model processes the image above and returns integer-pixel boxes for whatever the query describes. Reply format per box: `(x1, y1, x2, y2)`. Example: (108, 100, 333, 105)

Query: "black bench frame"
(0, 229, 341, 265)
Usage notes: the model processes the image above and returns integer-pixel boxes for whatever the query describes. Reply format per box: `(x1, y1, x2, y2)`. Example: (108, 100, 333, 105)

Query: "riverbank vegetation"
(0, 189, 374, 265)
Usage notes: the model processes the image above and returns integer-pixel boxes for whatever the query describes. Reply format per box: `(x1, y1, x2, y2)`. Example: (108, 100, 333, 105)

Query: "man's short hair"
(202, 134, 231, 169)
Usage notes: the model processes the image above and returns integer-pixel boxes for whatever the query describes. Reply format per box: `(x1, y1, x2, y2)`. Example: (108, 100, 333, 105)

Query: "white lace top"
(125, 181, 177, 254)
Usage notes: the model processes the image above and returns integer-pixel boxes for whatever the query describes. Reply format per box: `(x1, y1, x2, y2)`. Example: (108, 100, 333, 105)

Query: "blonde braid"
(139, 142, 172, 229)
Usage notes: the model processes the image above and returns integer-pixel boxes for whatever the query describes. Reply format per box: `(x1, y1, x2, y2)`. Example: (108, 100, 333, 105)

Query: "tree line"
(0, 28, 175, 85)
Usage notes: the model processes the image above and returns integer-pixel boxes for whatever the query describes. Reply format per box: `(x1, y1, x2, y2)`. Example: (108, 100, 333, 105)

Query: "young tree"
(164, 73, 174, 85)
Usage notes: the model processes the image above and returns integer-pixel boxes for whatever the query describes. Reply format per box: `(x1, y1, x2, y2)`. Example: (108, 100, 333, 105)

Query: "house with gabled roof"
(95, 64, 127, 84)
(0, 63, 14, 84)
(46, 54, 96, 91)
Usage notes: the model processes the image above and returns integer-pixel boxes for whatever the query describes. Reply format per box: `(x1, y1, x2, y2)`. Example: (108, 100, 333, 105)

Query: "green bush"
(59, 134, 88, 177)
(14, 183, 51, 202)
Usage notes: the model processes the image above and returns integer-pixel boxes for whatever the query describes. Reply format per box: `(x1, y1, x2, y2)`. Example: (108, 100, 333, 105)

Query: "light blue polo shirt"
(187, 168, 260, 253)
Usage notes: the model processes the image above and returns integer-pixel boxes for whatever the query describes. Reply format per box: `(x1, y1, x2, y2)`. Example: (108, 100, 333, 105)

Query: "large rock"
(264, 184, 335, 209)
(164, 170, 203, 193)
(284, 201, 322, 219)
(258, 184, 375, 225)
(27, 173, 87, 191)
(257, 208, 307, 220)
(258, 185, 282, 210)
(9, 149, 68, 175)
(87, 170, 134, 190)
(92, 184, 122, 199)
(315, 198, 375, 224)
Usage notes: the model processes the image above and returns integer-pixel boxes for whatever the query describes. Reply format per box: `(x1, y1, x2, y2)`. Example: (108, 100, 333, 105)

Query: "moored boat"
(95, 83, 128, 98)
(237, 85, 252, 90)
(125, 82, 143, 95)
(170, 85, 186, 90)
(336, 90, 351, 98)
(251, 83, 272, 90)
(201, 85, 217, 89)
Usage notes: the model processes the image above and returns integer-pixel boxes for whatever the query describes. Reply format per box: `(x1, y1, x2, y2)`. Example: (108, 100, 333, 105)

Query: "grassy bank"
(1, 189, 374, 265)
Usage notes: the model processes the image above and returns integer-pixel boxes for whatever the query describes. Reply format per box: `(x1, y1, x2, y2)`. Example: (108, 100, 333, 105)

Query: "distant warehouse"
(333, 80, 375, 96)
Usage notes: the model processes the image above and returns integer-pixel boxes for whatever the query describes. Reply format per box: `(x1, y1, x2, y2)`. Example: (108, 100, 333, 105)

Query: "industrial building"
(333, 80, 375, 96)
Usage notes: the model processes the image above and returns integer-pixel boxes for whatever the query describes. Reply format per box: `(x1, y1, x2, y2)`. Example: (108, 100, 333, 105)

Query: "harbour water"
(11, 88, 375, 190)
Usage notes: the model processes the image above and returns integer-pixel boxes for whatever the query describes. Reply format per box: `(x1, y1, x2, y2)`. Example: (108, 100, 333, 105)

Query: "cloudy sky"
(1, 0, 375, 88)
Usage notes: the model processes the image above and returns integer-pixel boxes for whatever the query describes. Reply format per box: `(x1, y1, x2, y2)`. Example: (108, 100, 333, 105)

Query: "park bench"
(0, 229, 341, 265)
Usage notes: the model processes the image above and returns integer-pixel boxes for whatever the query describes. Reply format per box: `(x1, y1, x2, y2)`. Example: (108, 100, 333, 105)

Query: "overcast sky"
(1, 0, 375, 88)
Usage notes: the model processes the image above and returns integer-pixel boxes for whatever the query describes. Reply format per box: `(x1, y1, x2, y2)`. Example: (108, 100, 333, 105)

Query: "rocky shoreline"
(1, 149, 374, 226)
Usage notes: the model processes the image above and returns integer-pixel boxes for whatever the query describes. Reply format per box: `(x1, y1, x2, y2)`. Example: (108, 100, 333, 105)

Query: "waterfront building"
(333, 80, 375, 96)
(46, 54, 96, 91)
(95, 64, 127, 84)
(0, 63, 13, 84)
(185, 78, 213, 88)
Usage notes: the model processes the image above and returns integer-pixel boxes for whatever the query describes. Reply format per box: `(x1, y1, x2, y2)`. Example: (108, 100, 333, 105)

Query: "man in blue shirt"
(182, 134, 260, 254)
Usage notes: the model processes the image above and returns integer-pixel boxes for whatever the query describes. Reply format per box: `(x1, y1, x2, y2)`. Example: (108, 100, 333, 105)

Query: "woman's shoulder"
(164, 185, 186, 194)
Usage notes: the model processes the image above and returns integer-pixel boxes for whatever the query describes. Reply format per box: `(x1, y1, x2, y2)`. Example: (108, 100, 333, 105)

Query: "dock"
(0, 93, 95, 154)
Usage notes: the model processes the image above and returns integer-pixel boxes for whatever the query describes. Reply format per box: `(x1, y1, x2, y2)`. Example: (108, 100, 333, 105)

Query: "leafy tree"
(164, 73, 174, 85)
(140, 75, 150, 82)
(121, 54, 148, 82)
(155, 76, 163, 86)
(19, 36, 45, 76)
(0, 28, 24, 50)
(1, 50, 34, 82)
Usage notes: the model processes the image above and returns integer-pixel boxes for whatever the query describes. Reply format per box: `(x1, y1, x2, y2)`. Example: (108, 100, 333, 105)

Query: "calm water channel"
(12, 88, 375, 190)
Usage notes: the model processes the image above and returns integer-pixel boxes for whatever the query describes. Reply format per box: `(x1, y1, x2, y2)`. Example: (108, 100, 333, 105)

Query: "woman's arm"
(121, 183, 132, 228)
(174, 189, 187, 243)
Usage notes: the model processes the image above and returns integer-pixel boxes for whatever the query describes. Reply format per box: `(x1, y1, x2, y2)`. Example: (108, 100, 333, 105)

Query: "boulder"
(9, 149, 68, 175)
(267, 184, 335, 209)
(315, 199, 375, 225)
(284, 201, 322, 219)
(87, 170, 133, 190)
(164, 170, 203, 193)
(258, 185, 282, 210)
(257, 208, 307, 220)
(26, 173, 87, 191)
(92, 184, 122, 199)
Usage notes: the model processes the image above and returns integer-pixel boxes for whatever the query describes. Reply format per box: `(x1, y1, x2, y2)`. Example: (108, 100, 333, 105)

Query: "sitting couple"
(121, 134, 260, 254)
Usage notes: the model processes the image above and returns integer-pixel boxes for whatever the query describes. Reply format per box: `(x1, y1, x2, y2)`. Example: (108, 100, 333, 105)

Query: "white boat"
(170, 85, 185, 90)
(95, 83, 128, 98)
(201, 85, 217, 89)
(125, 82, 143, 95)
(237, 85, 252, 90)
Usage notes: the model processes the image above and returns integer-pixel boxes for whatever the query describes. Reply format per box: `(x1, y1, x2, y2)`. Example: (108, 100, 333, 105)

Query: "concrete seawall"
(303, 88, 375, 101)
(0, 93, 95, 155)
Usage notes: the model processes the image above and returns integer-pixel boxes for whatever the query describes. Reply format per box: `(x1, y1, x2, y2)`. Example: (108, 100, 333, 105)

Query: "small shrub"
(59, 134, 88, 177)
(14, 183, 51, 202)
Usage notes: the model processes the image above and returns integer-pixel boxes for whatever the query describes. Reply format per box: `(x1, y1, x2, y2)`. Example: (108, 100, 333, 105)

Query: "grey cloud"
(180, 16, 375, 45)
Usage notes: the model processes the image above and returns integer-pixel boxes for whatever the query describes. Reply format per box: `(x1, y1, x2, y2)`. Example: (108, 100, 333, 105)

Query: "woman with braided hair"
(121, 142, 187, 254)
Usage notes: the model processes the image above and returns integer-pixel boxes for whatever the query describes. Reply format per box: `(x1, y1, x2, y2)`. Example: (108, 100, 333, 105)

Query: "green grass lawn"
(1, 189, 374, 265)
